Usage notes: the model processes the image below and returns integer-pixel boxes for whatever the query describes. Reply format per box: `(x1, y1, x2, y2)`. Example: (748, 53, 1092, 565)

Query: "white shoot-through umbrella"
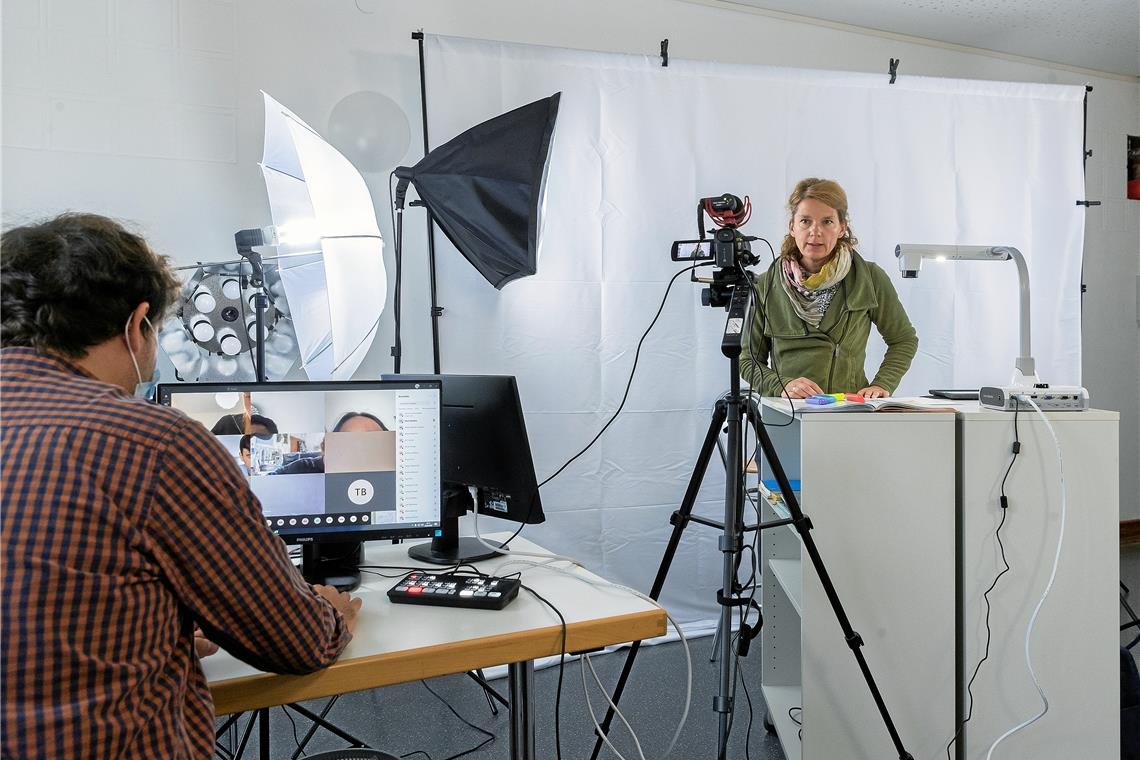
(260, 91, 386, 380)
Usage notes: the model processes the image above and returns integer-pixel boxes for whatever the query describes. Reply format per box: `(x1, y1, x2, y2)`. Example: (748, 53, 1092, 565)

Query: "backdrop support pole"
(413, 30, 443, 374)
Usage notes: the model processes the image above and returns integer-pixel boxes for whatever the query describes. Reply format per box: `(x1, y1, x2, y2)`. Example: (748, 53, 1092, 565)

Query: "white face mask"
(124, 315, 160, 401)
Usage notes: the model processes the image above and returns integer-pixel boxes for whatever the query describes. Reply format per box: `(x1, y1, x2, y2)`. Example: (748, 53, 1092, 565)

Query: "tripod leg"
(587, 400, 729, 760)
(714, 385, 748, 760)
(708, 618, 722, 663)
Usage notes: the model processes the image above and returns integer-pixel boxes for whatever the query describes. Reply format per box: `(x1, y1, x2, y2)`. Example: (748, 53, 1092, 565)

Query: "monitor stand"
(408, 487, 507, 565)
(300, 542, 363, 591)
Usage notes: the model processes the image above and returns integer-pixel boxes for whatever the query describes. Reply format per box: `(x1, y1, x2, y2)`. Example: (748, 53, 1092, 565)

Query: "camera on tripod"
(670, 193, 760, 308)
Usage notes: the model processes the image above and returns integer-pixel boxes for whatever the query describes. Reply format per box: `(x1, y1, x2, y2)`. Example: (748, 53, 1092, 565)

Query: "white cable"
(580, 653, 645, 760)
(468, 487, 584, 567)
(984, 395, 1066, 759)
(480, 546, 693, 759)
(578, 608, 693, 760)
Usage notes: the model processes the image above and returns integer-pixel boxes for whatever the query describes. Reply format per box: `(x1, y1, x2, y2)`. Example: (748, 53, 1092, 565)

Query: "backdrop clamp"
(660, 39, 669, 67)
(888, 57, 900, 84)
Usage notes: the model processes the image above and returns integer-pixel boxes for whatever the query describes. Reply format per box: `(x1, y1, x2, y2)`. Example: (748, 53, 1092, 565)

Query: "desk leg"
(258, 708, 270, 760)
(508, 660, 535, 760)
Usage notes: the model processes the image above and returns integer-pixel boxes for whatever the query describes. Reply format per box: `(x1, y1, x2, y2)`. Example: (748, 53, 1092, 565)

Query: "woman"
(271, 411, 390, 475)
(741, 178, 917, 399)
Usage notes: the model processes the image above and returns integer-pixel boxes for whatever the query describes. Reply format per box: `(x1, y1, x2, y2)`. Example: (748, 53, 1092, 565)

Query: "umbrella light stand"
(234, 228, 273, 383)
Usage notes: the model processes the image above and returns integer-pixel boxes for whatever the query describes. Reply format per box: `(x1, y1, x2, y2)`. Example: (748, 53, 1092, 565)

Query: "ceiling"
(712, 0, 1140, 78)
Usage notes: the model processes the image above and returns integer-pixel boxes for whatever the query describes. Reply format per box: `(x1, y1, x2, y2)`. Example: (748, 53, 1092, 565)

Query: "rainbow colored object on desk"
(806, 395, 836, 405)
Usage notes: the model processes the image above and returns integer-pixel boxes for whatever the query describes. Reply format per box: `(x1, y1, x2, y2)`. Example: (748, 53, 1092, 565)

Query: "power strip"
(979, 384, 1089, 411)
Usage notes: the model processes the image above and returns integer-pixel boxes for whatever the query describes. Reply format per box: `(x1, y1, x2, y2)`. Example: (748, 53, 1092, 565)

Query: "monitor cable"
(580, 603, 692, 759)
(518, 583, 568, 760)
(491, 549, 693, 759)
(493, 243, 790, 554)
(581, 650, 647, 760)
(489, 261, 711, 555)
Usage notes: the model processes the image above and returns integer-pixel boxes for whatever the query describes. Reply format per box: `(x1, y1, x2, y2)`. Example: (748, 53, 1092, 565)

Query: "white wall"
(3, 0, 1136, 525)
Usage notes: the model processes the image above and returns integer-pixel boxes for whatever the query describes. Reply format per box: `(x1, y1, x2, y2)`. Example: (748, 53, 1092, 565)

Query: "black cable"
(420, 679, 496, 760)
(945, 399, 1020, 759)
(788, 706, 803, 741)
(495, 262, 712, 551)
(357, 562, 485, 578)
(282, 707, 305, 756)
(520, 583, 567, 760)
(400, 751, 434, 760)
(739, 656, 755, 760)
(738, 256, 796, 428)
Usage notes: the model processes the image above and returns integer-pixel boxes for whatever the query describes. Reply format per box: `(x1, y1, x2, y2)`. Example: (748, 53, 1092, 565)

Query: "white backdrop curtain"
(420, 34, 1085, 626)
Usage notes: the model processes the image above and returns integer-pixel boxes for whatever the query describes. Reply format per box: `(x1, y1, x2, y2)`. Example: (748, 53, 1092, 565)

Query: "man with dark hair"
(239, 433, 255, 475)
(0, 213, 362, 759)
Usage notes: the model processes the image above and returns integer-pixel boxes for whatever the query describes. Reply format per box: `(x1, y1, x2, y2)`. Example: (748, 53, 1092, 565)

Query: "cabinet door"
(799, 414, 956, 759)
(959, 413, 1118, 760)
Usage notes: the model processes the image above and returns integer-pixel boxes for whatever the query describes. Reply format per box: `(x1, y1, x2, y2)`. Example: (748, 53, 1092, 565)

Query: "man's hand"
(858, 385, 890, 399)
(194, 627, 219, 658)
(313, 584, 363, 638)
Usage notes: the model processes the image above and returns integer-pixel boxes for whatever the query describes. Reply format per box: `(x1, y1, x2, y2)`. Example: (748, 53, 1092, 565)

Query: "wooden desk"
(204, 535, 666, 759)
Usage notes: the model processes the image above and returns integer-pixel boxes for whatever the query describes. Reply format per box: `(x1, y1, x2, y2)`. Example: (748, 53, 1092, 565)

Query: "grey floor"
(213, 637, 788, 760)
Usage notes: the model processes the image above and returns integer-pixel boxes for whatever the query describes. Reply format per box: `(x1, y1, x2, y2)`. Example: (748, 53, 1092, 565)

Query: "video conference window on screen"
(167, 387, 442, 537)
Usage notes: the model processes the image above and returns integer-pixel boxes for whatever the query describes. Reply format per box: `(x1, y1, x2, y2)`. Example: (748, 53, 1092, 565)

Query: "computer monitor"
(157, 379, 443, 589)
(384, 374, 545, 564)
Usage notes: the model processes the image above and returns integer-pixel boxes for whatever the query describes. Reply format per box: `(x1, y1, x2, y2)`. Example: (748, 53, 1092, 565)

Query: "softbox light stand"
(391, 71, 559, 372)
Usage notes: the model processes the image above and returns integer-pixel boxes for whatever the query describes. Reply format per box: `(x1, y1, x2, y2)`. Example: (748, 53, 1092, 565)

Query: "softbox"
(395, 92, 560, 289)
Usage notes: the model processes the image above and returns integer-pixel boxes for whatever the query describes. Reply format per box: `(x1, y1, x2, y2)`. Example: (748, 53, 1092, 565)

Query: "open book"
(794, 396, 959, 413)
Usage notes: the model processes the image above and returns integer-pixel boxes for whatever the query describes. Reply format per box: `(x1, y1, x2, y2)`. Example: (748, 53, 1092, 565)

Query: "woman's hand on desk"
(857, 385, 890, 399)
(314, 585, 363, 638)
(782, 377, 825, 399)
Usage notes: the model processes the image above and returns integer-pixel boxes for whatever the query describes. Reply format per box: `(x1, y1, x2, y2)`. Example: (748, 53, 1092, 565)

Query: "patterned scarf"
(779, 247, 852, 328)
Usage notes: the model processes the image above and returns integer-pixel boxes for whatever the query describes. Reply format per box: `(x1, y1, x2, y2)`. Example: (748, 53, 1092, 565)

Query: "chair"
(305, 750, 399, 760)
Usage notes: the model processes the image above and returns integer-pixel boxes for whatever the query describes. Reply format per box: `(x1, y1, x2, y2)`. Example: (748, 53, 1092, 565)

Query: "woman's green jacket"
(740, 252, 918, 396)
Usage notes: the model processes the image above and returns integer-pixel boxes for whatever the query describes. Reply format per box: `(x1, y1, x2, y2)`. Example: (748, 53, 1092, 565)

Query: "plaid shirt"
(1, 348, 350, 759)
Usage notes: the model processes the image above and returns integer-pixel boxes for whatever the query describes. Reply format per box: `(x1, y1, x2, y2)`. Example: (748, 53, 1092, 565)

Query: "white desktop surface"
(203, 534, 665, 714)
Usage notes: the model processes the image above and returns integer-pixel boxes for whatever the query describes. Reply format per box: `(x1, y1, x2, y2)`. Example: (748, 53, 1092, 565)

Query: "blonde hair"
(779, 178, 859, 263)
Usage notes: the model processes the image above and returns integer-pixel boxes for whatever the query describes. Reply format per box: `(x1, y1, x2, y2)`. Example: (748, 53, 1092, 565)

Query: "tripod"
(588, 276, 915, 760)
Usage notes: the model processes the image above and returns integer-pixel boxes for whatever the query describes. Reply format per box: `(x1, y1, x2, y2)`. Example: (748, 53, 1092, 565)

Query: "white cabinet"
(758, 403, 957, 760)
(957, 405, 1119, 759)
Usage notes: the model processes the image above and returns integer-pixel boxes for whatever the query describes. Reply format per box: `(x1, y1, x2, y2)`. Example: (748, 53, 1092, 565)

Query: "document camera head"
(894, 244, 1013, 278)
